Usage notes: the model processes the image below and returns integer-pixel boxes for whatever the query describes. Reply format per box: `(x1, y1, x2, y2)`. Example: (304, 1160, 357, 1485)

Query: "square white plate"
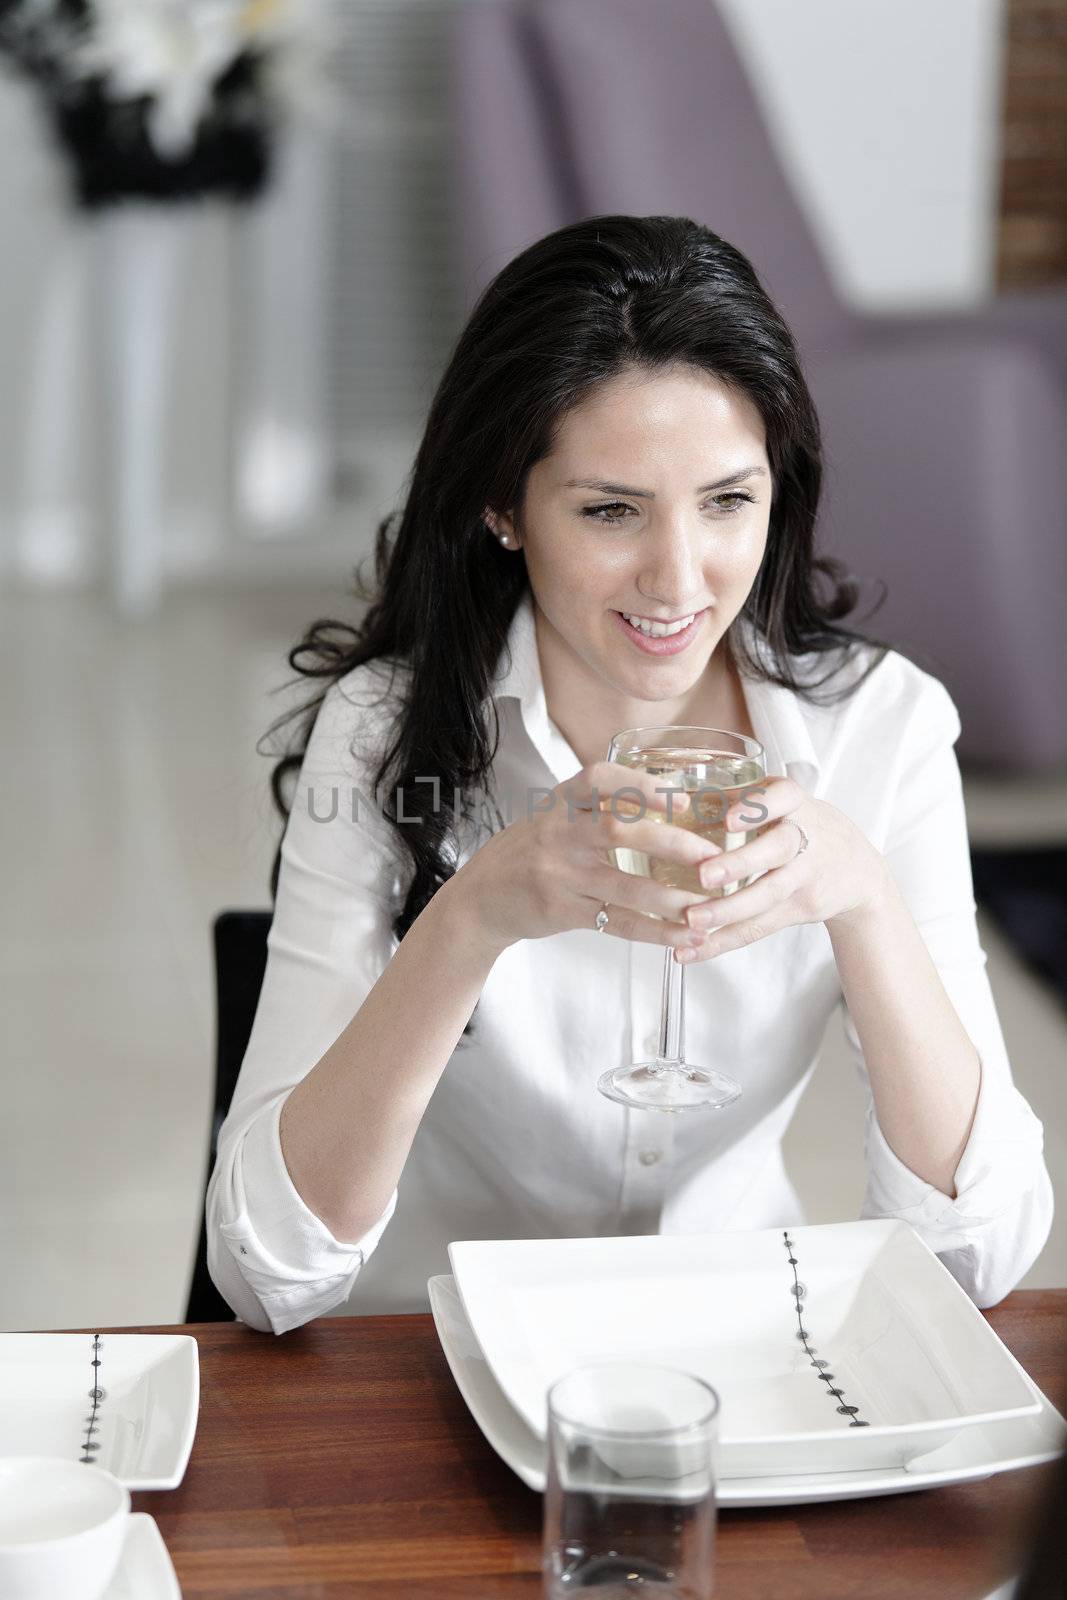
(104, 1514, 181, 1600)
(448, 1220, 1040, 1477)
(0, 1334, 199, 1490)
(429, 1274, 1066, 1506)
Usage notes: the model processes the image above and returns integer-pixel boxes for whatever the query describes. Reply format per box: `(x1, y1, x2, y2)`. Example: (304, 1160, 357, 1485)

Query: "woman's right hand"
(452, 761, 722, 956)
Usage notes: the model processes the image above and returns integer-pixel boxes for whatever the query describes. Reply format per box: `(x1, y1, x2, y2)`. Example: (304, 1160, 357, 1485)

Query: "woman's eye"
(583, 501, 634, 523)
(582, 492, 756, 524)
(709, 492, 756, 513)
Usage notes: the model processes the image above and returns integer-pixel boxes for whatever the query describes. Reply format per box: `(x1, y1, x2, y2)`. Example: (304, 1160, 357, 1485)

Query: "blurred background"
(1, 0, 1065, 1331)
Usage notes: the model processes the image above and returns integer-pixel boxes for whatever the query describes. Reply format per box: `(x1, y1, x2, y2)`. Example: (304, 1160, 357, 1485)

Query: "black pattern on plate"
(80, 1333, 106, 1463)
(782, 1232, 870, 1428)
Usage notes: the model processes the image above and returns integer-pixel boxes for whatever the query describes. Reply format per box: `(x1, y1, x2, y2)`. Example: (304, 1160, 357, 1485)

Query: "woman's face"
(490, 363, 772, 715)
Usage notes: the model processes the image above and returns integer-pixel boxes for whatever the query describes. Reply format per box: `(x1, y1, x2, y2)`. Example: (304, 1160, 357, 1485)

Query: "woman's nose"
(635, 523, 705, 609)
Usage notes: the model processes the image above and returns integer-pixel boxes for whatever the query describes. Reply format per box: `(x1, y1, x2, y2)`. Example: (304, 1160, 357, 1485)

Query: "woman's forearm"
(827, 876, 981, 1199)
(278, 872, 504, 1243)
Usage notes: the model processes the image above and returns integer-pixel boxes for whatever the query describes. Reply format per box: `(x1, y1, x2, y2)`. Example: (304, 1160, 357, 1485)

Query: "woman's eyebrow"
(563, 466, 768, 497)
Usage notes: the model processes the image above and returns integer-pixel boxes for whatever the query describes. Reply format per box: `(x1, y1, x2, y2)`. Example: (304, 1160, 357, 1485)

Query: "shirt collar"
(489, 589, 583, 781)
(489, 586, 542, 710)
(489, 590, 822, 791)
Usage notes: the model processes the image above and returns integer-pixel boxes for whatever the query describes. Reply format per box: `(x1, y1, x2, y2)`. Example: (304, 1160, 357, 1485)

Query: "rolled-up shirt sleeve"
(842, 677, 1053, 1308)
(206, 670, 408, 1333)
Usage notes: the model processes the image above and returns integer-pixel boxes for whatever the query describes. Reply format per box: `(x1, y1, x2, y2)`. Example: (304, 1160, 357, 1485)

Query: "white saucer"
(104, 1514, 181, 1599)
(428, 1275, 1066, 1507)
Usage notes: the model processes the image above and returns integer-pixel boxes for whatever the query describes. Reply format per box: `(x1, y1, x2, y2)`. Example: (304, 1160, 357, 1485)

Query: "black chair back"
(970, 846, 1067, 1015)
(184, 910, 272, 1323)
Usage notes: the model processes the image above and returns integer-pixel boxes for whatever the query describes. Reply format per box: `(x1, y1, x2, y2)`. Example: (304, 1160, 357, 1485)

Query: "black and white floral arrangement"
(0, 0, 327, 205)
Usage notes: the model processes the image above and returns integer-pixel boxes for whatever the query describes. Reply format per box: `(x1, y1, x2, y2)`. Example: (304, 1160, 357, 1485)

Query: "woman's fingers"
(687, 858, 798, 932)
(588, 862, 708, 925)
(590, 808, 720, 870)
(693, 815, 803, 893)
(590, 898, 706, 949)
(722, 774, 803, 831)
(562, 760, 694, 818)
(681, 895, 794, 963)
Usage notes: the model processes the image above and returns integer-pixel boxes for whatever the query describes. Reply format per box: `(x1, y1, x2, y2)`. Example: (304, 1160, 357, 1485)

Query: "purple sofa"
(449, 0, 1067, 768)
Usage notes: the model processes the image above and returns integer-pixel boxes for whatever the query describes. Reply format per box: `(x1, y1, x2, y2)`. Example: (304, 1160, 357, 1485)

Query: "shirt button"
(638, 1149, 661, 1167)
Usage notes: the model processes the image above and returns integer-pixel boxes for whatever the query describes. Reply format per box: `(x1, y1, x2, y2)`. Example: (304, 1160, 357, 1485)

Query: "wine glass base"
(597, 1059, 743, 1113)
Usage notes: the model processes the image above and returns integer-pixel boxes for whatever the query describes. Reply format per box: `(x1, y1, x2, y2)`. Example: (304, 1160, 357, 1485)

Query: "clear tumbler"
(543, 1363, 719, 1599)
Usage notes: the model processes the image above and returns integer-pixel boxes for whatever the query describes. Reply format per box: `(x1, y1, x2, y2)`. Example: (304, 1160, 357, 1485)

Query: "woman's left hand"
(680, 776, 893, 962)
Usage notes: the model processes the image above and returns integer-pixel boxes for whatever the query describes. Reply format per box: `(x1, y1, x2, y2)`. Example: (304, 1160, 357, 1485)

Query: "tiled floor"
(3, 584, 1064, 1331)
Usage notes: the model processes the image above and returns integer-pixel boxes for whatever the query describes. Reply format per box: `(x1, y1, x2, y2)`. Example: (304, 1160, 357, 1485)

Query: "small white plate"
(104, 1514, 181, 1599)
(0, 1334, 199, 1490)
(429, 1274, 1066, 1507)
(448, 1221, 1040, 1477)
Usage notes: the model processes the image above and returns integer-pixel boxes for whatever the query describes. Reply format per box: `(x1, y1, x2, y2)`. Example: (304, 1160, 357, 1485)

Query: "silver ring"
(594, 904, 610, 933)
(786, 818, 810, 857)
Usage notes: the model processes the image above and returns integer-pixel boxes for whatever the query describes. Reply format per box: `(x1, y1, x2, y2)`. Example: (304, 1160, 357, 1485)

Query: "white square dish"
(428, 1274, 1065, 1506)
(0, 1334, 199, 1490)
(448, 1220, 1040, 1478)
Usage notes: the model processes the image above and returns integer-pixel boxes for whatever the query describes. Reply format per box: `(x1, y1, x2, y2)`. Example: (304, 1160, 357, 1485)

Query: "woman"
(207, 215, 1052, 1334)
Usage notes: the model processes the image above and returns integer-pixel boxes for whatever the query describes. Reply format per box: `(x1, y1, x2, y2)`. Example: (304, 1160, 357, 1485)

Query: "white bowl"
(0, 1457, 130, 1600)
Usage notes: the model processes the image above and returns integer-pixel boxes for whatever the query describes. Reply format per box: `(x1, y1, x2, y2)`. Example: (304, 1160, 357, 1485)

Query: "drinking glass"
(543, 1363, 719, 1600)
(597, 725, 766, 1113)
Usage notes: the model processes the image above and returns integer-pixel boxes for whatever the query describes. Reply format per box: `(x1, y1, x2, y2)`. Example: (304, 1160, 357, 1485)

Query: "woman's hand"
(679, 776, 894, 963)
(454, 762, 723, 957)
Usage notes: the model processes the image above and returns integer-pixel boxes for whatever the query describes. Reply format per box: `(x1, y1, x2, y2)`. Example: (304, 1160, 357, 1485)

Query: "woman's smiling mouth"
(614, 608, 709, 654)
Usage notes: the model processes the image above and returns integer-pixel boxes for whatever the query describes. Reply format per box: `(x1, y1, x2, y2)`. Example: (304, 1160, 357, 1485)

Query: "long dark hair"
(265, 214, 889, 971)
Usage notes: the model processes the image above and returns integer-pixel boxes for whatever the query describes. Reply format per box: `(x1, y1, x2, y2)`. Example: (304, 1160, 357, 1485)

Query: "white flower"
(71, 0, 312, 161)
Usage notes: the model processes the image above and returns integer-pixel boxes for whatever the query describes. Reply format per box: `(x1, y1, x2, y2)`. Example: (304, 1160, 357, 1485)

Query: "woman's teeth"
(620, 612, 696, 638)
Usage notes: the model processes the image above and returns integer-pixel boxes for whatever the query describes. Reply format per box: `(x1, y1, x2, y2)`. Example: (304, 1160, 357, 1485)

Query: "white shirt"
(207, 590, 1053, 1334)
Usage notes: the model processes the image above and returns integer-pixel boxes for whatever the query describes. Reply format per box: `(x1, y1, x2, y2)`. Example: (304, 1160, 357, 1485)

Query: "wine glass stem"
(658, 947, 686, 1066)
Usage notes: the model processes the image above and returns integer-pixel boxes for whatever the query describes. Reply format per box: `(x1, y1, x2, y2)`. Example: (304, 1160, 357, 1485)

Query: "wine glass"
(597, 725, 766, 1113)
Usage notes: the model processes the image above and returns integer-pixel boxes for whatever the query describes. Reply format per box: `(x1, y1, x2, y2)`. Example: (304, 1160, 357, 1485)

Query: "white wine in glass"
(598, 725, 766, 1113)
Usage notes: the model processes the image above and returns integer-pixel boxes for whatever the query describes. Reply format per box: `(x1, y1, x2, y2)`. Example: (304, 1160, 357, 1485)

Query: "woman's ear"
(483, 507, 520, 549)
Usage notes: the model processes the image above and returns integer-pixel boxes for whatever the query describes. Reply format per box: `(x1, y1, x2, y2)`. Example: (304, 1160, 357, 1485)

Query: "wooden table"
(118, 1291, 1065, 1598)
